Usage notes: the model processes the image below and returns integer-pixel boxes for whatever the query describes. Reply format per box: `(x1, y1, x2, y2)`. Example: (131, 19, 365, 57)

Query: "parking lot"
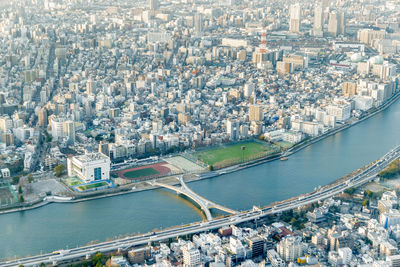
(23, 179, 70, 202)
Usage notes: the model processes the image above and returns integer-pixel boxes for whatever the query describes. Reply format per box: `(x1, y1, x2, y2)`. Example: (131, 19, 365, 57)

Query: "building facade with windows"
(67, 152, 110, 182)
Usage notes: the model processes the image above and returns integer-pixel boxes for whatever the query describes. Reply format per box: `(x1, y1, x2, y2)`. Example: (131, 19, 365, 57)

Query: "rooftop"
(75, 152, 109, 163)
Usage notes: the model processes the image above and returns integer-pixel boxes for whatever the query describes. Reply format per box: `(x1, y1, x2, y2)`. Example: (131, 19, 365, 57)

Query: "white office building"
(67, 152, 111, 182)
(381, 210, 400, 229)
(289, 3, 301, 33)
(267, 249, 286, 267)
(51, 117, 65, 139)
(326, 103, 351, 122)
(277, 236, 304, 262)
(182, 246, 201, 267)
(338, 247, 352, 264)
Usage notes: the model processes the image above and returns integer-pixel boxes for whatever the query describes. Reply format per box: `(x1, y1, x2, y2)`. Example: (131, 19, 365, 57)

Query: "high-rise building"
(321, 0, 330, 8)
(85, 101, 93, 118)
(128, 246, 152, 264)
(244, 83, 254, 98)
(328, 11, 345, 37)
(267, 250, 286, 267)
(182, 247, 201, 266)
(194, 13, 203, 34)
(40, 90, 47, 103)
(339, 12, 345, 35)
(247, 237, 265, 258)
(277, 236, 304, 262)
(149, 0, 159, 11)
(338, 247, 352, 265)
(289, 4, 301, 33)
(358, 29, 386, 46)
(313, 5, 323, 36)
(98, 141, 110, 157)
(249, 105, 263, 122)
(38, 108, 48, 127)
(328, 12, 339, 37)
(226, 119, 239, 140)
(387, 254, 400, 267)
(63, 120, 75, 144)
(50, 117, 65, 139)
(228, 0, 237, 5)
(0, 93, 5, 104)
(0, 116, 13, 132)
(67, 153, 111, 182)
(86, 79, 96, 95)
(342, 82, 357, 97)
(2, 131, 14, 146)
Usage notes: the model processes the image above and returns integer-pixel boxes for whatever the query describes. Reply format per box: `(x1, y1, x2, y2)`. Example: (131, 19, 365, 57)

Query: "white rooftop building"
(67, 152, 111, 182)
(182, 246, 201, 267)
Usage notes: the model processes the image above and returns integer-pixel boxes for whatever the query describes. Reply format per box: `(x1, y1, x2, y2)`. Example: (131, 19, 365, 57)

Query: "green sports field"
(194, 141, 279, 168)
(122, 168, 160, 179)
(78, 181, 109, 191)
(64, 177, 85, 187)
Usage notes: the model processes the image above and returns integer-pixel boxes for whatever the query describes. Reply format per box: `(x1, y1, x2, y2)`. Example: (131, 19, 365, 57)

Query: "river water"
(1, 99, 400, 259)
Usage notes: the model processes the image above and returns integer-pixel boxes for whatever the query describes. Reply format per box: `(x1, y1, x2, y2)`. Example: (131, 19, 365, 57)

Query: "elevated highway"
(2, 145, 400, 267)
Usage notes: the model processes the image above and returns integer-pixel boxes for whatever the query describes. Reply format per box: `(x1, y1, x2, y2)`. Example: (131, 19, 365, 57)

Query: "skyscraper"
(327, 11, 338, 37)
(86, 78, 96, 95)
(339, 12, 345, 35)
(249, 105, 263, 122)
(328, 11, 345, 37)
(38, 108, 48, 127)
(149, 0, 159, 11)
(194, 13, 203, 34)
(277, 236, 304, 262)
(63, 120, 75, 144)
(289, 3, 301, 33)
(313, 5, 323, 37)
(226, 119, 239, 140)
(51, 117, 65, 140)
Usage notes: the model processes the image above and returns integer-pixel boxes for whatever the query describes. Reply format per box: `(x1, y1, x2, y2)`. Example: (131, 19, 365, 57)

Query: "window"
(94, 167, 102, 180)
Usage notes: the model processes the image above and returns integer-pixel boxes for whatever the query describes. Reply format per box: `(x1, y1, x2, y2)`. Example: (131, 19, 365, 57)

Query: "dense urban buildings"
(0, 0, 400, 264)
(0, 0, 399, 176)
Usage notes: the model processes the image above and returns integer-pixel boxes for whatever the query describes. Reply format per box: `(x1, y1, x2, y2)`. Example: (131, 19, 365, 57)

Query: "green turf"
(64, 177, 84, 187)
(122, 167, 160, 178)
(78, 181, 109, 191)
(276, 141, 293, 149)
(194, 142, 278, 167)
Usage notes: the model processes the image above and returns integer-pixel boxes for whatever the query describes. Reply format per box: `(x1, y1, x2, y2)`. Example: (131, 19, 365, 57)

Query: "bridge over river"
(149, 176, 237, 221)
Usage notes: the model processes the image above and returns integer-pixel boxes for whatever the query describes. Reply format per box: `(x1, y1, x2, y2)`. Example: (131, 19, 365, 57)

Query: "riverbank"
(3, 88, 400, 260)
(1, 89, 400, 216)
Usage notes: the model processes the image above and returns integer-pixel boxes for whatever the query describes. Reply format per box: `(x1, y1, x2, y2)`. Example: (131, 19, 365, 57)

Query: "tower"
(226, 119, 239, 141)
(328, 11, 344, 37)
(260, 28, 267, 54)
(194, 13, 203, 34)
(339, 12, 345, 35)
(86, 78, 95, 95)
(313, 5, 323, 37)
(149, 0, 159, 11)
(289, 3, 301, 33)
(328, 11, 338, 37)
(63, 120, 75, 144)
(249, 105, 263, 122)
(38, 108, 48, 127)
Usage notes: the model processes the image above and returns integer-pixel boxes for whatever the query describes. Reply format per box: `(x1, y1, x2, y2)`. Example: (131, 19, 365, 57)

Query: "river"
(1, 99, 400, 259)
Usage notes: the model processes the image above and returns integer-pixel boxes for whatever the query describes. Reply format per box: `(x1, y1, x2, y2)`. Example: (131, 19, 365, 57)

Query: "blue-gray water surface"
(1, 99, 400, 259)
